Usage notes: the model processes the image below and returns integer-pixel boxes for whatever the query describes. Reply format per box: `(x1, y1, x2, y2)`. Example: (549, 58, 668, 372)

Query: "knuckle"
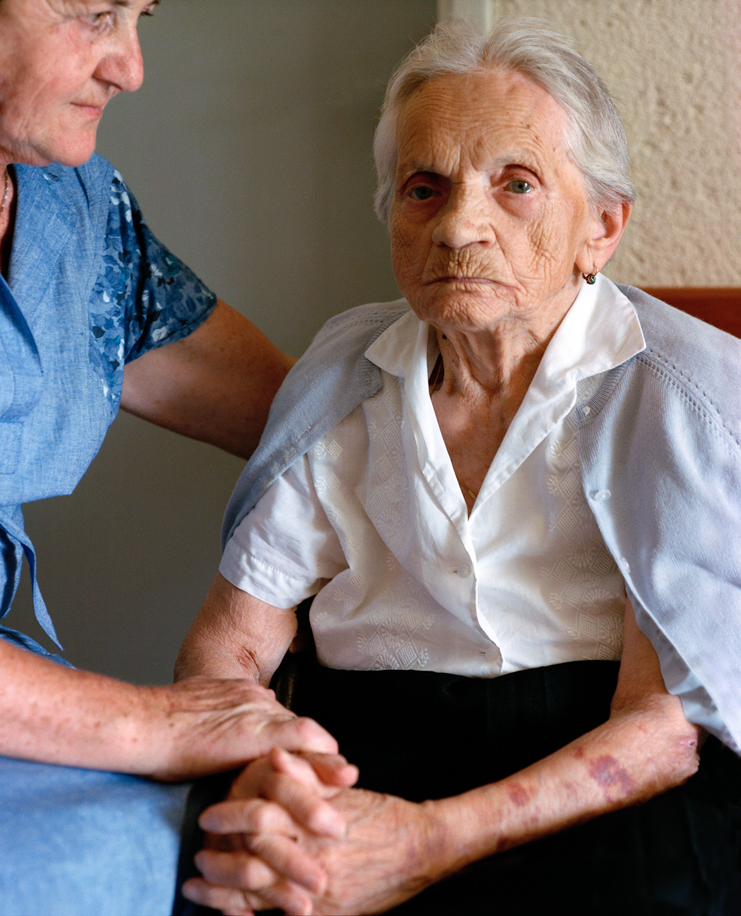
(250, 801, 282, 832)
(240, 856, 272, 888)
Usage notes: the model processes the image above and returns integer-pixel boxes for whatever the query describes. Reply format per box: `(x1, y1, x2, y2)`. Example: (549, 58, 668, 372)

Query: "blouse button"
(591, 489, 611, 502)
(457, 563, 472, 578)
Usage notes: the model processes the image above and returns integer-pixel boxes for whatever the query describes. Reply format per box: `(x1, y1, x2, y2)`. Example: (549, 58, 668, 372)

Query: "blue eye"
(409, 186, 435, 201)
(506, 179, 533, 194)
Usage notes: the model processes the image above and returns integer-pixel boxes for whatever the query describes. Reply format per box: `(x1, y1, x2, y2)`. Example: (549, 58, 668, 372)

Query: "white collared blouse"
(220, 277, 647, 677)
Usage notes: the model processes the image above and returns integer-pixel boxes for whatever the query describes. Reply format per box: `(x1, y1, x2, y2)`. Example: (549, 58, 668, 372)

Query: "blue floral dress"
(0, 153, 216, 655)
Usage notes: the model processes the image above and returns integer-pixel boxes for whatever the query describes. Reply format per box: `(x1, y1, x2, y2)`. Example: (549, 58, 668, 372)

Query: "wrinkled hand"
(182, 749, 359, 915)
(183, 750, 440, 915)
(149, 678, 339, 781)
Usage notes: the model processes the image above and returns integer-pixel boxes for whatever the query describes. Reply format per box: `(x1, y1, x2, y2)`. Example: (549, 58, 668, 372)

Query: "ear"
(576, 201, 632, 275)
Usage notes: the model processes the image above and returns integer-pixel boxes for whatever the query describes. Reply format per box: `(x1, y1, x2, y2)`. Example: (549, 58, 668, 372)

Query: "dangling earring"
(583, 272, 597, 285)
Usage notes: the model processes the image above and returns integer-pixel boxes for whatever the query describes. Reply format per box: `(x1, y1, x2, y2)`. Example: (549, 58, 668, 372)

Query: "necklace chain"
(0, 170, 9, 220)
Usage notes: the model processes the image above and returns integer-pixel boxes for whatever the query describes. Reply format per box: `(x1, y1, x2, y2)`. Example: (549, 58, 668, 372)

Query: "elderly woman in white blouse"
(178, 19, 741, 916)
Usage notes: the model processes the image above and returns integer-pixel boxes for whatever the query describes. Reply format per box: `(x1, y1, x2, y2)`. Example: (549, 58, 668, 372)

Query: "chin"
(19, 137, 97, 169)
(41, 120, 100, 168)
(418, 289, 518, 330)
(48, 141, 98, 169)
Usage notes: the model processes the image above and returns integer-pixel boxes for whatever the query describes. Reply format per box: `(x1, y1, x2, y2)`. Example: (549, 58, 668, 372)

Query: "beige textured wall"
(443, 0, 741, 286)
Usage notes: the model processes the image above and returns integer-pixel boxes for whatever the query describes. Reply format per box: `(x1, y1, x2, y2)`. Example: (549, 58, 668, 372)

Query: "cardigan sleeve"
(578, 288, 741, 754)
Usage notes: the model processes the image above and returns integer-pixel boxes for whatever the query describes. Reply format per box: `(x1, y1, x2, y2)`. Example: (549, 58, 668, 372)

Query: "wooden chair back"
(644, 288, 741, 338)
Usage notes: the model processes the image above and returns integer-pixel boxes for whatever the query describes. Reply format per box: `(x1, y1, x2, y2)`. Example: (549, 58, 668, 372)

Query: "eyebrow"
(107, 0, 162, 7)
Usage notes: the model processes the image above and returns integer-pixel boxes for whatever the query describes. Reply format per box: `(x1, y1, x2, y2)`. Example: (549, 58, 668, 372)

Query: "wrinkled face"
(0, 0, 158, 168)
(390, 68, 601, 335)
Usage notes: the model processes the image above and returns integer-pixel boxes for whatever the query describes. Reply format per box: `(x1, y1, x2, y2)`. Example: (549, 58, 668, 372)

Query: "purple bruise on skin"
(508, 783, 530, 808)
(588, 755, 635, 797)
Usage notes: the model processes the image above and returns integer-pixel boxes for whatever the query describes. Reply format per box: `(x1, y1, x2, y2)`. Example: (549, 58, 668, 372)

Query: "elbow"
(175, 624, 260, 682)
(608, 695, 702, 799)
(663, 721, 702, 786)
(636, 710, 702, 797)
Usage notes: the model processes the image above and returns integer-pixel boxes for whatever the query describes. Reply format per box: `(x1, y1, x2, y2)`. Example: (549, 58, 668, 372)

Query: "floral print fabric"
(89, 170, 216, 411)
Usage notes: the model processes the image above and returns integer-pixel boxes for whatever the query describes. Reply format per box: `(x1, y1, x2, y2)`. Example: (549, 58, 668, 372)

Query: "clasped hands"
(181, 746, 441, 916)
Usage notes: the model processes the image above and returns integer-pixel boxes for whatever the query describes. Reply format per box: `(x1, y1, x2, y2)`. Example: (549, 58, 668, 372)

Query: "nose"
(431, 183, 495, 250)
(96, 24, 145, 94)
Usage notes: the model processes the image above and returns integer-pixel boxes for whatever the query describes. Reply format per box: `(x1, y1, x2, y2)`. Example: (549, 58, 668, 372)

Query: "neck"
(431, 279, 581, 401)
(434, 319, 552, 410)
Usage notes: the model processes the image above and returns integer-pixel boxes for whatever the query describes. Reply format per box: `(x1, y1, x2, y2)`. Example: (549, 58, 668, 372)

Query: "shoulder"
(277, 298, 410, 420)
(584, 288, 741, 750)
(305, 299, 412, 359)
(221, 299, 411, 545)
(608, 286, 741, 444)
(619, 284, 741, 398)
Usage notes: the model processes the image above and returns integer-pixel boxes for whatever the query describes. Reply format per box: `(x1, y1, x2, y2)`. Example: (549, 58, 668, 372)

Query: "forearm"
(175, 626, 257, 682)
(0, 638, 177, 775)
(423, 597, 703, 879)
(422, 699, 701, 882)
(0, 638, 337, 782)
(175, 573, 297, 687)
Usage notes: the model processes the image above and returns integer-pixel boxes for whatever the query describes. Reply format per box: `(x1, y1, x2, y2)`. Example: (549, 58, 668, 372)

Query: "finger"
(271, 748, 359, 788)
(181, 877, 256, 916)
(263, 752, 348, 835)
(194, 848, 276, 891)
(197, 837, 326, 896)
(203, 770, 345, 838)
(199, 797, 298, 837)
(246, 831, 329, 892)
(182, 875, 314, 916)
(266, 715, 340, 756)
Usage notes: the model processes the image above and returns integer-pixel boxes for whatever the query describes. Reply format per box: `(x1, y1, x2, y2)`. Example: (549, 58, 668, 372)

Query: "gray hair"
(373, 18, 636, 223)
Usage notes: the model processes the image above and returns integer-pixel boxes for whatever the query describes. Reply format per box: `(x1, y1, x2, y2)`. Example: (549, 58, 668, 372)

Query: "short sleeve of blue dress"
(89, 169, 217, 411)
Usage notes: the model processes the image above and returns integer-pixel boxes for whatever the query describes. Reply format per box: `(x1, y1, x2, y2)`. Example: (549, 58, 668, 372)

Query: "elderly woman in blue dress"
(0, 2, 356, 913)
(178, 19, 741, 916)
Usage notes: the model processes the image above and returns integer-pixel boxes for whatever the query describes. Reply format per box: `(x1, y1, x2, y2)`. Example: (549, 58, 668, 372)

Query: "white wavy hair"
(373, 18, 636, 224)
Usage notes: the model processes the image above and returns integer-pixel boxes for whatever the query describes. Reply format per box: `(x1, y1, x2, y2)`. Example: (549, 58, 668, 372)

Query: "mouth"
(71, 94, 113, 118)
(426, 275, 497, 286)
(71, 103, 105, 118)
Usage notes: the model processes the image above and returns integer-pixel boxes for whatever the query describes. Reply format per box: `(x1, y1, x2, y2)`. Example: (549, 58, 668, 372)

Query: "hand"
(183, 750, 440, 915)
(182, 749, 359, 915)
(147, 678, 340, 781)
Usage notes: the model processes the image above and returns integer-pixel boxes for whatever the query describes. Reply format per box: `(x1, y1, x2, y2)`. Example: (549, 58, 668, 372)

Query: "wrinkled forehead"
(0, 0, 151, 9)
(395, 68, 573, 174)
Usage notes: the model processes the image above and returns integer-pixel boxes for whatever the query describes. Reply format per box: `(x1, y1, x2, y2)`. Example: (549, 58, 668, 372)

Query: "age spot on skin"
(588, 754, 635, 799)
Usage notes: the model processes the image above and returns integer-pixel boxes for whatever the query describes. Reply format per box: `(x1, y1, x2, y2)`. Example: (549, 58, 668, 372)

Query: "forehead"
(0, 0, 152, 14)
(395, 68, 573, 172)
